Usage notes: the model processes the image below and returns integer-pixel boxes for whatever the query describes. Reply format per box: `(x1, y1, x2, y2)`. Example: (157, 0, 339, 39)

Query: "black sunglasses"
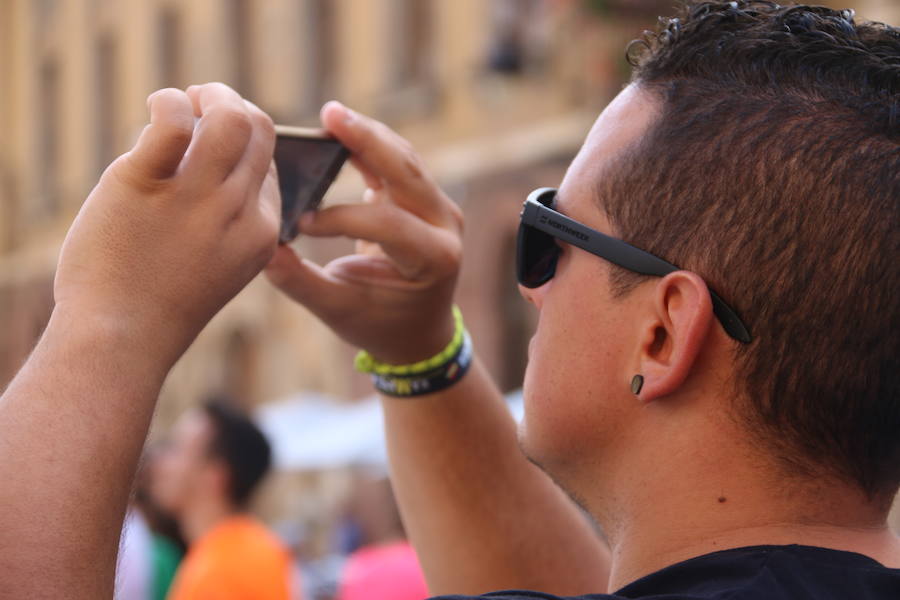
(516, 187, 752, 344)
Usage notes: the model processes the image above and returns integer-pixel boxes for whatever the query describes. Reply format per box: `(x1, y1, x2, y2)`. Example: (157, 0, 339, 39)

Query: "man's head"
(152, 399, 272, 515)
(520, 1, 899, 509)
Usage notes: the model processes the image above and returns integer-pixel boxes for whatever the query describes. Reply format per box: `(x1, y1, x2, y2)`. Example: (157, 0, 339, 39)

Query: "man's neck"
(588, 419, 900, 591)
(179, 496, 239, 545)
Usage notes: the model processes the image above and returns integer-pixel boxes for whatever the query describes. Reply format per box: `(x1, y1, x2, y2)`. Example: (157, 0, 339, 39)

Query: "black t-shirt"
(432, 545, 900, 599)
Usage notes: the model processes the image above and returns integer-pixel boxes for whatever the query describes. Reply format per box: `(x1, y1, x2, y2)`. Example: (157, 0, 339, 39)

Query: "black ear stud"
(631, 374, 644, 395)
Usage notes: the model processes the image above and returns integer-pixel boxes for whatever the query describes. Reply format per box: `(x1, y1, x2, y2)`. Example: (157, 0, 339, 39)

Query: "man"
(0, 2, 897, 599)
(150, 400, 292, 599)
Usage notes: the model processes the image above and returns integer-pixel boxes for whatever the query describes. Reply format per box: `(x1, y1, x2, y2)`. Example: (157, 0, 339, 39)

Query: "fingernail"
(326, 100, 355, 125)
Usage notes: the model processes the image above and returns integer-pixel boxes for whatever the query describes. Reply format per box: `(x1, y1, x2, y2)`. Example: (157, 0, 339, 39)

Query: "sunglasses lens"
(516, 222, 559, 288)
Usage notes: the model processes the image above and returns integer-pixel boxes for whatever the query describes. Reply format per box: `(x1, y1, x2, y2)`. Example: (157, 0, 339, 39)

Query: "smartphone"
(274, 125, 350, 243)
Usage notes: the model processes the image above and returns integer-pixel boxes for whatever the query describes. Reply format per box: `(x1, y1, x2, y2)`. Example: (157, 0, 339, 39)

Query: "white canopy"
(256, 391, 524, 472)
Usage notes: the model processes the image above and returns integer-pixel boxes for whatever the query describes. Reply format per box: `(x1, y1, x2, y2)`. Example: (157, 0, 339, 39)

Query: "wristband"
(370, 331, 472, 397)
(354, 306, 464, 376)
(354, 306, 472, 397)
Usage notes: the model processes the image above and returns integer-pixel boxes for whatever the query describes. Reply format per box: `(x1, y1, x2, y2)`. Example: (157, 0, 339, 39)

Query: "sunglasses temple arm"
(709, 288, 752, 343)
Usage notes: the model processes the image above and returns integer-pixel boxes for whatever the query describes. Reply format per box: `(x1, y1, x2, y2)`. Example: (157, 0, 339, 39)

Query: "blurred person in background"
(0, 2, 899, 600)
(336, 471, 428, 600)
(116, 448, 185, 600)
(152, 399, 294, 600)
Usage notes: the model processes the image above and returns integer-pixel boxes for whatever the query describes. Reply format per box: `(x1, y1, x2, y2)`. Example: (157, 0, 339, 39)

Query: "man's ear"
(634, 271, 713, 401)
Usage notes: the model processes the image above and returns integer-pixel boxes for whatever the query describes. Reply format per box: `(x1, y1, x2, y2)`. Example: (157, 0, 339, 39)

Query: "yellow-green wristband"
(354, 306, 465, 376)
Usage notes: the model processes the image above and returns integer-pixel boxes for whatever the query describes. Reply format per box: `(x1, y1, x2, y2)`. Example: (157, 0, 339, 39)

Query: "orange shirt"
(167, 515, 293, 600)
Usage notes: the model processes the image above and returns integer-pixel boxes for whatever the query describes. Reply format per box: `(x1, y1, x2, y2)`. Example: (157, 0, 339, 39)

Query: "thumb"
(265, 245, 346, 309)
(126, 88, 195, 180)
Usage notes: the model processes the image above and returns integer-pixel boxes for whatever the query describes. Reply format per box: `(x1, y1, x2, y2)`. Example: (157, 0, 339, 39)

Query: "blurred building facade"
(0, 0, 647, 563)
(0, 0, 657, 416)
(1, 0, 898, 556)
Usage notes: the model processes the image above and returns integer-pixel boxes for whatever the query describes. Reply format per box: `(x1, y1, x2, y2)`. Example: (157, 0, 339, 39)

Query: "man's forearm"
(0, 82, 278, 599)
(381, 358, 610, 596)
(0, 310, 169, 599)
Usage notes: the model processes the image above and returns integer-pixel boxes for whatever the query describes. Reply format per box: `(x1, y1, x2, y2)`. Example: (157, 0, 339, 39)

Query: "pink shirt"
(337, 541, 429, 600)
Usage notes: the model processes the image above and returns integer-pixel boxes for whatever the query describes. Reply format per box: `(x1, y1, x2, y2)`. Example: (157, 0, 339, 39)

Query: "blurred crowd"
(116, 399, 428, 600)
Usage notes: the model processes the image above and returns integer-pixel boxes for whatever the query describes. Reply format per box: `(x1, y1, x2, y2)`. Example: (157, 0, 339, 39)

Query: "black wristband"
(371, 332, 473, 397)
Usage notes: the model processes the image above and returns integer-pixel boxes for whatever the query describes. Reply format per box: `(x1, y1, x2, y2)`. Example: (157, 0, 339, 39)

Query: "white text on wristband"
(372, 332, 472, 397)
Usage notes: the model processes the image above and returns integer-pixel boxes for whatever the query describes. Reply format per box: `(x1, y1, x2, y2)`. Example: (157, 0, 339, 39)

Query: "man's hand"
(0, 82, 280, 599)
(55, 83, 279, 367)
(265, 101, 462, 365)
(264, 104, 610, 596)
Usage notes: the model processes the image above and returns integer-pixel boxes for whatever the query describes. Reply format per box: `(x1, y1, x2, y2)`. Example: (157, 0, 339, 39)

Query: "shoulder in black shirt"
(431, 545, 900, 600)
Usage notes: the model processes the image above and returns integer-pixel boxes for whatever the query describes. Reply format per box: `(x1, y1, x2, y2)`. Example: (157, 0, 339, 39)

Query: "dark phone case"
(276, 140, 350, 243)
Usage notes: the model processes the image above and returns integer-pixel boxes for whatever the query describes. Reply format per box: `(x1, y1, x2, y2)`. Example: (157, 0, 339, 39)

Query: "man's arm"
(380, 360, 610, 596)
(0, 83, 279, 599)
(0, 310, 172, 599)
(266, 102, 610, 596)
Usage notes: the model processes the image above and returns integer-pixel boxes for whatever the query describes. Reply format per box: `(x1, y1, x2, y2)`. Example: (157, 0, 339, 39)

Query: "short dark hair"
(601, 1, 899, 498)
(202, 399, 272, 507)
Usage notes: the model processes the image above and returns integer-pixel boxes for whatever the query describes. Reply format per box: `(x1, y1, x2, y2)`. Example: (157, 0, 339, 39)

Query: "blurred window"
(0, 7, 15, 250)
(38, 59, 60, 217)
(487, 0, 549, 76)
(305, 0, 337, 112)
(393, 0, 433, 87)
(377, 0, 436, 120)
(223, 329, 259, 410)
(157, 8, 183, 89)
(585, 0, 674, 17)
(0, 278, 53, 403)
(0, 172, 15, 252)
(227, 0, 254, 98)
(95, 34, 118, 176)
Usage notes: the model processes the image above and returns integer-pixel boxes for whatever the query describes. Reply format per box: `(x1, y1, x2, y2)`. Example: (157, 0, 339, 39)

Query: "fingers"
(320, 101, 412, 186)
(232, 100, 277, 187)
(301, 201, 460, 280)
(126, 88, 195, 180)
(182, 83, 254, 182)
(349, 155, 384, 191)
(320, 101, 448, 222)
(265, 245, 348, 309)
